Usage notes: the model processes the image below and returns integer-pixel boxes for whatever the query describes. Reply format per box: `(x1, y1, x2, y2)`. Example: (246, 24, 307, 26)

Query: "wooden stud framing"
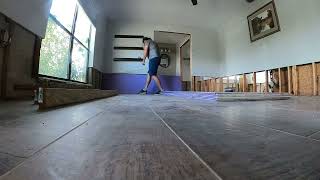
(242, 74, 247, 92)
(253, 72, 257, 92)
(192, 76, 195, 91)
(192, 61, 320, 96)
(219, 78, 223, 92)
(288, 67, 292, 94)
(312, 62, 318, 96)
(293, 65, 298, 96)
(265, 71, 269, 93)
(278, 68, 282, 93)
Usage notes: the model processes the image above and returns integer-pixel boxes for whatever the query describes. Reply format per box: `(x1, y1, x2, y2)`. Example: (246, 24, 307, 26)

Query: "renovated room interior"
(0, 0, 320, 179)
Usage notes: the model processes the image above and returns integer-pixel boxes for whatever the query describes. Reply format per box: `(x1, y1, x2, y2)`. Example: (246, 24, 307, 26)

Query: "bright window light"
(50, 0, 77, 31)
(39, 0, 96, 83)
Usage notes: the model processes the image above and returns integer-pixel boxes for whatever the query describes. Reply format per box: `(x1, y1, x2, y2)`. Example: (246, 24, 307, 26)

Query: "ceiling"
(91, 0, 250, 30)
(154, 31, 190, 45)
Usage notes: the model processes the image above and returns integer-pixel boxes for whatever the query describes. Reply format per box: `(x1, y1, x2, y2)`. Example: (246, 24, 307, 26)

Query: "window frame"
(39, 2, 93, 84)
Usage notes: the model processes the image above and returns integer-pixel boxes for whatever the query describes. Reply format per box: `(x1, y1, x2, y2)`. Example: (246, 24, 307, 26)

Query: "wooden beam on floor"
(39, 88, 118, 110)
(312, 62, 318, 96)
(253, 72, 257, 92)
(278, 68, 282, 93)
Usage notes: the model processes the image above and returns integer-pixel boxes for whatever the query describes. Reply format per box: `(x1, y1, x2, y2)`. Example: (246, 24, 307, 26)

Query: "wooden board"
(39, 88, 118, 109)
(253, 72, 257, 92)
(297, 64, 313, 96)
(317, 63, 320, 95)
(279, 68, 289, 93)
(288, 67, 293, 94)
(312, 63, 318, 96)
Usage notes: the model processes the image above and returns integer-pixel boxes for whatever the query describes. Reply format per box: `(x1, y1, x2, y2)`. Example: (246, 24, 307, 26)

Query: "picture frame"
(247, 1, 280, 42)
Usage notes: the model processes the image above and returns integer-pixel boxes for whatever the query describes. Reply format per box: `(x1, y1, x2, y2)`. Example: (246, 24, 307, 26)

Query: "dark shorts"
(148, 57, 161, 76)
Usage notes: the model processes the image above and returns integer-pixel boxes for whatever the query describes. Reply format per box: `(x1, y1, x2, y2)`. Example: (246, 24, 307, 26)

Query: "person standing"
(139, 37, 164, 94)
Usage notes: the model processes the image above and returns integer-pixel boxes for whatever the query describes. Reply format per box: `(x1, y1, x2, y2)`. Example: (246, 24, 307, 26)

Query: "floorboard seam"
(0, 110, 105, 179)
(149, 106, 223, 180)
(180, 104, 320, 143)
(0, 152, 27, 159)
(307, 131, 320, 138)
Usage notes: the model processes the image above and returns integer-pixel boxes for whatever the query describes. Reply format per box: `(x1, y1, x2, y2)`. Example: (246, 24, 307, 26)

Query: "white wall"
(92, 15, 108, 72)
(0, 0, 52, 37)
(104, 20, 220, 76)
(219, 0, 320, 76)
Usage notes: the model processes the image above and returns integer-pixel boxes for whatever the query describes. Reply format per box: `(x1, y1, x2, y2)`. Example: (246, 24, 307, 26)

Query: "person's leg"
(143, 74, 151, 91)
(152, 75, 164, 92)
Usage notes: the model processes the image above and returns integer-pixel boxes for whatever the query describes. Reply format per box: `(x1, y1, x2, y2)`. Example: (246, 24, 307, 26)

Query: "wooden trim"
(114, 35, 144, 39)
(312, 62, 318, 96)
(155, 31, 191, 36)
(288, 66, 292, 94)
(113, 58, 142, 62)
(253, 72, 257, 92)
(278, 68, 282, 93)
(1, 17, 12, 98)
(114, 47, 143, 50)
(179, 38, 191, 90)
(32, 36, 42, 78)
(180, 39, 190, 49)
(1, 42, 10, 98)
(265, 71, 269, 93)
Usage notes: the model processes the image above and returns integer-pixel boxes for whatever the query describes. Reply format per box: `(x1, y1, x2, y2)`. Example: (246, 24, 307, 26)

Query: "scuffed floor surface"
(0, 95, 320, 180)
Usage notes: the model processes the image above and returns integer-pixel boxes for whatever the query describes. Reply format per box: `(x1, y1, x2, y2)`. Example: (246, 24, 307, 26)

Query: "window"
(39, 0, 95, 83)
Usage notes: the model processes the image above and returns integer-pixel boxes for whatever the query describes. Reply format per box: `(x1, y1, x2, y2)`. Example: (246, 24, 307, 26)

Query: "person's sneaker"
(155, 90, 164, 95)
(138, 89, 147, 95)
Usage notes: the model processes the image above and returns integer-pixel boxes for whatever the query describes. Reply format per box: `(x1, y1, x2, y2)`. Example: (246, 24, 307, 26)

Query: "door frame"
(180, 38, 191, 90)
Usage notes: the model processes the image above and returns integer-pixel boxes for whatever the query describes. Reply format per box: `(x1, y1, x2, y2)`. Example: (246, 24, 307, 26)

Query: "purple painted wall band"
(102, 73, 183, 94)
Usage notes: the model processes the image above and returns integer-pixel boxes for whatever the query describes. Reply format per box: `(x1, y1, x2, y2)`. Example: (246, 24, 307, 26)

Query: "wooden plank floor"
(0, 97, 218, 180)
(1, 95, 320, 179)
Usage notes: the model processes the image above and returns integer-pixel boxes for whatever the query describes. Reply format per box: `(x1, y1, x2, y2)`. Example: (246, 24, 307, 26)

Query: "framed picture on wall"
(247, 1, 280, 42)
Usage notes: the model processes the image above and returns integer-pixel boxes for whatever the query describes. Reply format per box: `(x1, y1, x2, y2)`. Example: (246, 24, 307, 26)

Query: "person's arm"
(141, 43, 149, 65)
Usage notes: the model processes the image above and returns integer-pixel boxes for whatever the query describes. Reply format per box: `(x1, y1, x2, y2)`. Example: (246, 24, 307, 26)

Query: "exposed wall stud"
(288, 67, 292, 94)
(219, 78, 223, 92)
(312, 62, 318, 96)
(265, 71, 269, 93)
(243, 74, 247, 92)
(278, 68, 282, 93)
(253, 72, 257, 92)
(293, 65, 299, 96)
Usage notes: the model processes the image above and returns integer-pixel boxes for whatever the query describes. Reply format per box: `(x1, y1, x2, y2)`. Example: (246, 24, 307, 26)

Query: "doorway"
(180, 39, 191, 91)
(154, 31, 191, 91)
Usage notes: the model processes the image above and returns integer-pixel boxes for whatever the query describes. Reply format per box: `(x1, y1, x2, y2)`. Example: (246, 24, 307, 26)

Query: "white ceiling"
(154, 31, 190, 45)
(91, 0, 250, 30)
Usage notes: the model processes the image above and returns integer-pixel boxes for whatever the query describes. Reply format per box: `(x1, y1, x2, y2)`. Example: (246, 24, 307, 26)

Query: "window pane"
(74, 5, 91, 47)
(39, 18, 71, 79)
(50, 0, 77, 31)
(71, 41, 88, 82)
